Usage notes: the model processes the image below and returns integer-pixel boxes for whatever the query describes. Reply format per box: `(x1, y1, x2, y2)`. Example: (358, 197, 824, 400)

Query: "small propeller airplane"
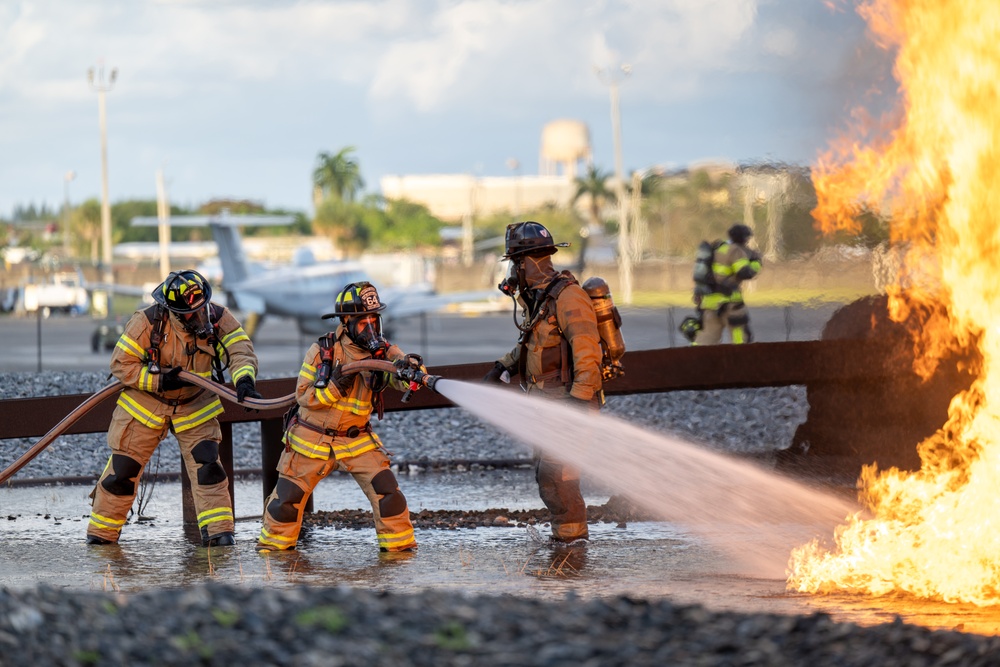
(130, 212, 496, 338)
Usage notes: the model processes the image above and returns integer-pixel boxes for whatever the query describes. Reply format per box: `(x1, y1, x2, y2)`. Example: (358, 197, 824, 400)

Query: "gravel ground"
(9, 372, 995, 665)
(0, 371, 806, 479)
(3, 584, 999, 666)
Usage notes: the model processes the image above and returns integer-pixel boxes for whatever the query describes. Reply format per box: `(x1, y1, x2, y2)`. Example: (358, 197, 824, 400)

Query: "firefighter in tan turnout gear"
(484, 221, 604, 544)
(256, 281, 422, 553)
(87, 269, 261, 547)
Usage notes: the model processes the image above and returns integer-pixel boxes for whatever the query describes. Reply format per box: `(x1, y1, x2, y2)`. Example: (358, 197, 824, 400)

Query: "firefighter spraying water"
(485, 221, 625, 545)
(256, 281, 435, 554)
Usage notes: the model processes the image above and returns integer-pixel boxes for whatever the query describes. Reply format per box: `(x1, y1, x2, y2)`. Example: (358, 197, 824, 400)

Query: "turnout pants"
(88, 407, 233, 543)
(694, 303, 752, 345)
(535, 452, 589, 542)
(257, 447, 416, 552)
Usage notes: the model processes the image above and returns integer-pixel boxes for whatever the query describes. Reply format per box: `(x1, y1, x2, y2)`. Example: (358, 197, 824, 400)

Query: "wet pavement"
(4, 468, 1000, 636)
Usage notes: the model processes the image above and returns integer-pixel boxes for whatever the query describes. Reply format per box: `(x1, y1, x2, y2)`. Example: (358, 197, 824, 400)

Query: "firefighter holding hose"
(484, 221, 605, 545)
(87, 269, 261, 547)
(256, 281, 425, 554)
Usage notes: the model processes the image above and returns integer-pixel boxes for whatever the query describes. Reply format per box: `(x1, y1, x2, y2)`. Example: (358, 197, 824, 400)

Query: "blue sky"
(0, 0, 893, 218)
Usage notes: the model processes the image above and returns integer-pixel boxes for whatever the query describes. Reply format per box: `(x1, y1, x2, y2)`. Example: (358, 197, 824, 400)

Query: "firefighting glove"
(329, 362, 356, 394)
(482, 361, 509, 384)
(160, 367, 192, 391)
(236, 376, 262, 403)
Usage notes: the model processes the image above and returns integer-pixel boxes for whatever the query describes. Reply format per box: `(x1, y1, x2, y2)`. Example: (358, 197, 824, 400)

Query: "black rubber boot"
(86, 535, 114, 545)
(203, 531, 236, 547)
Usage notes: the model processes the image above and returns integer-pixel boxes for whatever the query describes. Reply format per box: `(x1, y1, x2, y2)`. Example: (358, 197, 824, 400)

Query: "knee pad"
(191, 439, 227, 486)
(101, 454, 142, 496)
(266, 478, 306, 524)
(372, 469, 407, 518)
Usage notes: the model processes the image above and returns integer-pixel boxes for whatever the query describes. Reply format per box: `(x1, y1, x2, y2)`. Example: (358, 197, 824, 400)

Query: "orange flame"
(788, 0, 1000, 605)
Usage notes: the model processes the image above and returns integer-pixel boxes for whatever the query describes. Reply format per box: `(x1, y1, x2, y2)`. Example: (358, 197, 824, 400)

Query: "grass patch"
(628, 287, 877, 309)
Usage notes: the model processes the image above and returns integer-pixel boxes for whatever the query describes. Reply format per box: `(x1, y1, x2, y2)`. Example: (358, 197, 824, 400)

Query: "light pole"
(88, 63, 117, 313)
(156, 168, 171, 278)
(596, 63, 632, 304)
(62, 170, 76, 259)
(506, 158, 522, 217)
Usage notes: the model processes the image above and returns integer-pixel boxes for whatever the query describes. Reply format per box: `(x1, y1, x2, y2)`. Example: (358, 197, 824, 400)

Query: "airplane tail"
(209, 223, 250, 286)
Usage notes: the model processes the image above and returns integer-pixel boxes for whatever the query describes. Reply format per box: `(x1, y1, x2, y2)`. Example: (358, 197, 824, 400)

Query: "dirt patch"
(302, 494, 657, 531)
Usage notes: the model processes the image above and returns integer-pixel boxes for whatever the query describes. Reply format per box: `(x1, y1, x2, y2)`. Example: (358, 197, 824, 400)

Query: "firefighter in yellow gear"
(694, 223, 762, 345)
(484, 221, 603, 544)
(256, 281, 421, 553)
(87, 269, 260, 547)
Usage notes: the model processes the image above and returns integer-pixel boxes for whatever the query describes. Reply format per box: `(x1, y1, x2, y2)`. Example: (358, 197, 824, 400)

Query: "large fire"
(786, 0, 1000, 605)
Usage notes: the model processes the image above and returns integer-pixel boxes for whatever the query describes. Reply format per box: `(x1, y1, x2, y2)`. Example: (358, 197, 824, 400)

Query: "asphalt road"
(0, 303, 843, 376)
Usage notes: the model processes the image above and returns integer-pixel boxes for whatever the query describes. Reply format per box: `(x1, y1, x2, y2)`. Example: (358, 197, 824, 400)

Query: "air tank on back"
(582, 276, 625, 380)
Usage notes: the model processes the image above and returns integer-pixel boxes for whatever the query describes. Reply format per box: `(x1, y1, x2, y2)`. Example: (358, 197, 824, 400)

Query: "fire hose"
(0, 359, 442, 486)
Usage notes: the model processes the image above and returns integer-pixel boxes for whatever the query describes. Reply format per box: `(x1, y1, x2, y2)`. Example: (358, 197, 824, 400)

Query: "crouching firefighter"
(87, 269, 262, 547)
(256, 281, 424, 554)
(483, 221, 606, 544)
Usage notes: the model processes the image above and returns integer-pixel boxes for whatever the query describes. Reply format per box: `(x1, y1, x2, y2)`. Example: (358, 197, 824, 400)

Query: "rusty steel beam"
(0, 339, 898, 441)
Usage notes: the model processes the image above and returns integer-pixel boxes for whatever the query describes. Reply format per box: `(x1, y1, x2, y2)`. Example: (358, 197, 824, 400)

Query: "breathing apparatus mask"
(346, 313, 388, 357)
(497, 259, 522, 298)
(179, 304, 214, 339)
(152, 269, 215, 340)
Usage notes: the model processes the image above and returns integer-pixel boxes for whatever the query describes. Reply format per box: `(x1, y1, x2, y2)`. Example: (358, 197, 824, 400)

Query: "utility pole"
(596, 63, 632, 304)
(88, 63, 117, 315)
(62, 170, 75, 259)
(156, 168, 171, 278)
(506, 158, 522, 217)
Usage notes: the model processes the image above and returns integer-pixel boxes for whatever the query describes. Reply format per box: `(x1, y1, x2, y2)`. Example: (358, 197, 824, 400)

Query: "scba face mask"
(347, 314, 387, 356)
(179, 305, 214, 340)
(497, 260, 520, 297)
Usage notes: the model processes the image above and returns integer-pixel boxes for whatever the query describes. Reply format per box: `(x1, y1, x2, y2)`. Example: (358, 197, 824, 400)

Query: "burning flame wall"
(787, 0, 1000, 604)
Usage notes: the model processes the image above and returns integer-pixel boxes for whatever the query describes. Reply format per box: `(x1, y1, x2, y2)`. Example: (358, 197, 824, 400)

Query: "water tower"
(539, 119, 592, 178)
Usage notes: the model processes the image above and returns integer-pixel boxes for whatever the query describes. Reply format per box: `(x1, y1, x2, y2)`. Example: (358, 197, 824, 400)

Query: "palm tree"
(312, 147, 365, 205)
(572, 164, 616, 229)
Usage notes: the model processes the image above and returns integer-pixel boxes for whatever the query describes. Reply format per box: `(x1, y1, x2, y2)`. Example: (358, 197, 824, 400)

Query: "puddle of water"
(4, 471, 1000, 635)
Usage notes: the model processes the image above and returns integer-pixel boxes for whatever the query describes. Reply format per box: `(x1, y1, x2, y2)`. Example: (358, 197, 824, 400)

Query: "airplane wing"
(381, 288, 501, 320)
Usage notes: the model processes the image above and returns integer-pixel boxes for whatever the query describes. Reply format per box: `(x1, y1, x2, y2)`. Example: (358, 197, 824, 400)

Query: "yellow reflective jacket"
(285, 325, 409, 460)
(499, 258, 603, 402)
(110, 304, 258, 432)
(699, 241, 762, 311)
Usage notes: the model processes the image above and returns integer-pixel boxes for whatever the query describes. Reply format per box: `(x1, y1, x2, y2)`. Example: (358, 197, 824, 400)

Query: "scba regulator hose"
(0, 361, 442, 485)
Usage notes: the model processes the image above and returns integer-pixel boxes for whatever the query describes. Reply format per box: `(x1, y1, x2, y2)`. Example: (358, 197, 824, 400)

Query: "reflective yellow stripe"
(377, 528, 415, 549)
(89, 512, 126, 531)
(331, 435, 378, 459)
(116, 334, 145, 358)
(232, 364, 255, 383)
(197, 507, 233, 528)
(220, 328, 249, 347)
(171, 399, 224, 432)
(711, 262, 733, 277)
(259, 528, 296, 548)
(731, 257, 750, 272)
(138, 367, 155, 392)
(116, 394, 166, 428)
(286, 430, 332, 459)
(315, 385, 337, 405)
(300, 362, 317, 378)
(321, 396, 371, 415)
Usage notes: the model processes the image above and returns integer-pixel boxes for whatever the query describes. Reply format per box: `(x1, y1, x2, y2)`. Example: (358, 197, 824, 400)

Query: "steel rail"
(0, 359, 431, 485)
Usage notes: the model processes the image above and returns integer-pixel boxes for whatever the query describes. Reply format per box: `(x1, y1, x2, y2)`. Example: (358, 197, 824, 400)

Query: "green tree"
(313, 198, 369, 257)
(313, 147, 365, 204)
(71, 198, 102, 265)
(572, 165, 616, 229)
